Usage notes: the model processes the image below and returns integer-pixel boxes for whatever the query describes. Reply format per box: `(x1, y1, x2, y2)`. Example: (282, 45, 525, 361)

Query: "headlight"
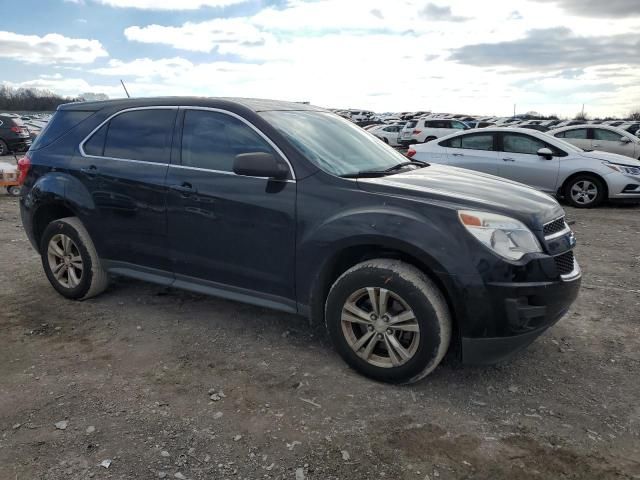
(458, 210, 542, 261)
(604, 162, 640, 176)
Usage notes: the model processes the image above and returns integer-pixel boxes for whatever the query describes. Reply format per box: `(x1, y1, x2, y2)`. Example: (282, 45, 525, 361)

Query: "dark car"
(519, 124, 550, 132)
(0, 114, 32, 155)
(18, 98, 581, 383)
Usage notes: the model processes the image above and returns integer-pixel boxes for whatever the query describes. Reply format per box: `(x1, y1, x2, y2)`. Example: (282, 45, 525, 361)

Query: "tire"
(7, 185, 21, 196)
(325, 259, 451, 384)
(0, 139, 8, 156)
(40, 217, 109, 300)
(382, 137, 389, 144)
(424, 136, 437, 143)
(564, 174, 606, 208)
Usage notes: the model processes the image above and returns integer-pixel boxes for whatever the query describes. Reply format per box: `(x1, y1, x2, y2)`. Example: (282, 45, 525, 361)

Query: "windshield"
(261, 111, 410, 176)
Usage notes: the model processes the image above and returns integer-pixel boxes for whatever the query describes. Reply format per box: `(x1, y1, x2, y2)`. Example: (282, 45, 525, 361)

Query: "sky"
(1, 0, 639, 118)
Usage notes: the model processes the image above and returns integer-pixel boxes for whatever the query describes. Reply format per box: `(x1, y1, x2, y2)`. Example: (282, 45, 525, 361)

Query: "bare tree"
(573, 111, 589, 121)
(629, 110, 640, 121)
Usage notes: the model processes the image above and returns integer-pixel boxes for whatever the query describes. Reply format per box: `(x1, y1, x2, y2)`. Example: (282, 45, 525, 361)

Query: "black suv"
(19, 98, 581, 383)
(0, 114, 32, 155)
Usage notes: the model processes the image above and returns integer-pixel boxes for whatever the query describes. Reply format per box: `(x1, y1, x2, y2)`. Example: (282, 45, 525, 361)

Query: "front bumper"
(460, 272, 581, 364)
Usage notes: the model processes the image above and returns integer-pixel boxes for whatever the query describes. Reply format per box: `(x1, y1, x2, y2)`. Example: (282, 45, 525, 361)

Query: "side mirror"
(233, 152, 288, 179)
(620, 136, 631, 143)
(537, 147, 554, 160)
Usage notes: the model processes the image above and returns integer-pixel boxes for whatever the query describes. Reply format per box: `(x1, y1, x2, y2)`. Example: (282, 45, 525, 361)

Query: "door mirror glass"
(537, 147, 554, 159)
(233, 152, 288, 179)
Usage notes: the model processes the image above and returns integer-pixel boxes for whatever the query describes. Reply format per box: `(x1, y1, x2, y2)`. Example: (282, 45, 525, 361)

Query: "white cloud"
(95, 0, 244, 9)
(0, 31, 108, 64)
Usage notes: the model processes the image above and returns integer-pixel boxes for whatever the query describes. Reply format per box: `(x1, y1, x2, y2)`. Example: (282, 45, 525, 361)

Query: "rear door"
(553, 128, 591, 151)
(442, 132, 499, 174)
(591, 128, 636, 158)
(165, 108, 297, 306)
(78, 107, 177, 273)
(497, 132, 561, 192)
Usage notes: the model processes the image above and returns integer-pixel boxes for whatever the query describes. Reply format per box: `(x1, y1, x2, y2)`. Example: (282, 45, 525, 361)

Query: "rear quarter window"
(30, 110, 94, 150)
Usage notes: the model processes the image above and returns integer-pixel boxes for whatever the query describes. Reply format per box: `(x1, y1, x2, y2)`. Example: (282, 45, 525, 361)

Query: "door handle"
(169, 182, 197, 194)
(451, 153, 464, 157)
(81, 165, 98, 175)
(592, 143, 601, 148)
(502, 157, 516, 162)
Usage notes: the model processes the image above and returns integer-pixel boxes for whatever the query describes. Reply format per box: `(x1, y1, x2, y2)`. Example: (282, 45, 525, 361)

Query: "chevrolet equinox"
(19, 98, 581, 383)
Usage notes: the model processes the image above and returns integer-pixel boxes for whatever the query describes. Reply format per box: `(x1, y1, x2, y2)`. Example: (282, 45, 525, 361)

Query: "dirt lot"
(1, 175, 639, 479)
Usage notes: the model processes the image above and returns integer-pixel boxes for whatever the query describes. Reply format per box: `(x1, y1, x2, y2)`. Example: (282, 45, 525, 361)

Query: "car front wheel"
(564, 174, 605, 208)
(325, 259, 451, 384)
(40, 217, 109, 300)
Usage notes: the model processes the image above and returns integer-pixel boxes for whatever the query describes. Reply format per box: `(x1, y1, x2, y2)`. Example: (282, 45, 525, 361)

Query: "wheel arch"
(307, 240, 462, 352)
(557, 171, 609, 199)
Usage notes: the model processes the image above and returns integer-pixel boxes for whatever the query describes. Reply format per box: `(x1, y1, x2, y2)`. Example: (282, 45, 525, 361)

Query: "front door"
(165, 108, 297, 308)
(497, 132, 560, 192)
(591, 128, 637, 158)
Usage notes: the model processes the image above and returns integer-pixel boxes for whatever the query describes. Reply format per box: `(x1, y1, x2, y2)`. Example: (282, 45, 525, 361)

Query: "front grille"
(554, 251, 575, 275)
(544, 217, 566, 236)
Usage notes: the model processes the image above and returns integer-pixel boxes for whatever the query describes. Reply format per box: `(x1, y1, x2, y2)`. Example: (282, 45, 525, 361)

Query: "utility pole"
(581, 104, 585, 117)
(513, 104, 516, 117)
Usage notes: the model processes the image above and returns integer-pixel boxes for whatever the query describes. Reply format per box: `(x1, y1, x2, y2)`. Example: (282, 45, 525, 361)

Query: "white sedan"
(407, 127, 640, 208)
(369, 124, 404, 146)
(548, 124, 640, 160)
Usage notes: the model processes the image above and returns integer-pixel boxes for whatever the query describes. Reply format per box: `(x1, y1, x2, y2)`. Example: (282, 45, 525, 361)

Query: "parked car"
(399, 118, 469, 146)
(518, 124, 550, 132)
(370, 124, 403, 146)
(549, 125, 640, 160)
(408, 127, 640, 208)
(619, 122, 640, 136)
(19, 98, 581, 383)
(0, 114, 32, 155)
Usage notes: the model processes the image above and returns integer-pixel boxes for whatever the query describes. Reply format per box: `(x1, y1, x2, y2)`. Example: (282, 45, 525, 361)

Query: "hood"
(579, 150, 640, 167)
(357, 164, 564, 230)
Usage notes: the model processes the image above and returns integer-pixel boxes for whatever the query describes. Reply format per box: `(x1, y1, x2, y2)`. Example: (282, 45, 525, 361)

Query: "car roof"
(59, 97, 325, 113)
(548, 123, 629, 134)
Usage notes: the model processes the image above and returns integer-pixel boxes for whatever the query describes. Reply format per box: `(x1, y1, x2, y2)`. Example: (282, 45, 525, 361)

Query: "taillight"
(17, 155, 31, 185)
(407, 148, 416, 158)
(10, 126, 21, 133)
(412, 129, 422, 135)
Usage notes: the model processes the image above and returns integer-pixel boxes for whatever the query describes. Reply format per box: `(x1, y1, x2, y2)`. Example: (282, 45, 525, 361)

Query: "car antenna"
(120, 79, 130, 98)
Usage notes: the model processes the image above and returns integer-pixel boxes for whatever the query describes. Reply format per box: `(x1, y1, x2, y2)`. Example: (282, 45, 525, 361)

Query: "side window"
(460, 134, 494, 151)
(554, 131, 566, 138)
(562, 128, 588, 140)
(593, 129, 624, 142)
(451, 121, 467, 130)
(502, 134, 546, 155)
(84, 124, 107, 156)
(103, 109, 176, 163)
(441, 137, 461, 148)
(181, 110, 276, 172)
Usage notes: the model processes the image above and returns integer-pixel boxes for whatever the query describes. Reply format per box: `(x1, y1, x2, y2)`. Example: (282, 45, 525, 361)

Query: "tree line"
(0, 85, 78, 111)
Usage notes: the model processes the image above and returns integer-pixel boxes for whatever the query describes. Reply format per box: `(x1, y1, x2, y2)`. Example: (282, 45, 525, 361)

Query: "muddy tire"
(40, 217, 109, 300)
(325, 259, 451, 384)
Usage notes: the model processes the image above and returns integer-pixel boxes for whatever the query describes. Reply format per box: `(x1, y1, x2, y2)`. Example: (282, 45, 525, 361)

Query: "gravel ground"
(1, 182, 639, 479)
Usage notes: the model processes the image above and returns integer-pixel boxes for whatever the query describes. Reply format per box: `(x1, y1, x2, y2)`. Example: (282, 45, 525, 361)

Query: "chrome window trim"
(79, 105, 296, 181)
(169, 163, 295, 183)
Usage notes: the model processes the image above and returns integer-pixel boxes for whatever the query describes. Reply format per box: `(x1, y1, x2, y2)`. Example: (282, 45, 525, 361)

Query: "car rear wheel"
(424, 136, 437, 143)
(564, 174, 605, 208)
(382, 137, 389, 144)
(40, 217, 109, 300)
(6, 185, 21, 196)
(325, 259, 451, 384)
(0, 139, 8, 156)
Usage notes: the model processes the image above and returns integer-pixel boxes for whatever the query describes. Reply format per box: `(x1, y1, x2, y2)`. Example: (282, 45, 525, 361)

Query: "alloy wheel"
(47, 234, 84, 288)
(340, 287, 420, 368)
(570, 180, 598, 205)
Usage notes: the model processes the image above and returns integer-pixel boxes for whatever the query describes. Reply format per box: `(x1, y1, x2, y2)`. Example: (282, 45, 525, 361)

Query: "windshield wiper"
(384, 160, 428, 172)
(340, 160, 429, 178)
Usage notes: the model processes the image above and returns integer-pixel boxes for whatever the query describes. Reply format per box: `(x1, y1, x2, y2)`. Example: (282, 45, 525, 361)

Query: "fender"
(296, 204, 477, 314)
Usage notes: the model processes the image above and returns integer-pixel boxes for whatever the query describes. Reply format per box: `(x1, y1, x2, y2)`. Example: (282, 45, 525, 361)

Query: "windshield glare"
(261, 111, 409, 176)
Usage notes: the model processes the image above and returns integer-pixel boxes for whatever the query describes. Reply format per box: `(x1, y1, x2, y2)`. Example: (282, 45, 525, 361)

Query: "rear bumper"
(460, 273, 581, 364)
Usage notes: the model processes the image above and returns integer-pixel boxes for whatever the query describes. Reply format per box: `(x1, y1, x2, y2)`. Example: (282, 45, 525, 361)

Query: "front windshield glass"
(261, 110, 410, 176)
